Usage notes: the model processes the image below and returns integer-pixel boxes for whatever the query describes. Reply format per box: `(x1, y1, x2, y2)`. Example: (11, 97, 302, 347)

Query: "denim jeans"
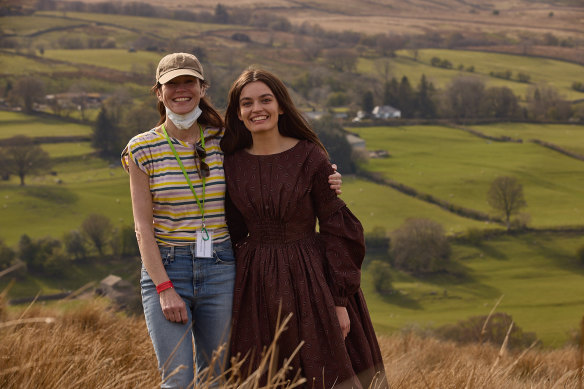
(141, 239, 235, 389)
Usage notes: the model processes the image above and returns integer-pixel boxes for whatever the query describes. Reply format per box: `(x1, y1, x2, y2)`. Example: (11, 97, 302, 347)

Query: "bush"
(81, 214, 112, 256)
(390, 218, 451, 274)
(111, 225, 140, 258)
(63, 230, 88, 261)
(0, 239, 16, 271)
(435, 312, 539, 349)
(364, 226, 390, 253)
(368, 260, 393, 295)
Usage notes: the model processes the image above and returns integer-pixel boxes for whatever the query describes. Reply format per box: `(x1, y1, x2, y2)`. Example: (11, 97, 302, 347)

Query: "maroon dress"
(225, 140, 387, 388)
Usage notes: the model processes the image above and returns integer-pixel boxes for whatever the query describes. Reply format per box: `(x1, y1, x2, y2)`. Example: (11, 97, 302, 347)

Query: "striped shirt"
(122, 127, 230, 246)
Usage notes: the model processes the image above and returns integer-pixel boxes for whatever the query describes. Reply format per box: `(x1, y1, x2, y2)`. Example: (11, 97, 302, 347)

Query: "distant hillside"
(63, 0, 584, 38)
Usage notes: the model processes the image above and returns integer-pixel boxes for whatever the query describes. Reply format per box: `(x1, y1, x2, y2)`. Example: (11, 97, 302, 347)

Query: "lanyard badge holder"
(163, 124, 213, 258)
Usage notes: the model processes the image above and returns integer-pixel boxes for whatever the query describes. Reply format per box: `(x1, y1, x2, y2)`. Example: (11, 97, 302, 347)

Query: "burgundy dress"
(225, 140, 387, 388)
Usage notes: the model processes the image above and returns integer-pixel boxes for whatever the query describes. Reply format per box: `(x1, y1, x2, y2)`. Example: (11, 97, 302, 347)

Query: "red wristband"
(156, 280, 173, 294)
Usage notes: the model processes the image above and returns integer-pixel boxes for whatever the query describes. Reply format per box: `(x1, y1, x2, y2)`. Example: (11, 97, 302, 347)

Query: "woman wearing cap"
(122, 53, 341, 388)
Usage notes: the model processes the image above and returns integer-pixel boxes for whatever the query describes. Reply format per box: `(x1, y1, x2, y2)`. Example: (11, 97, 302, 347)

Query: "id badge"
(196, 229, 213, 258)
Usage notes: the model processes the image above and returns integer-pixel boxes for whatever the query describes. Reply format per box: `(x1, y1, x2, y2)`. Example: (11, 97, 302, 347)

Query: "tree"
(0, 239, 16, 271)
(390, 218, 451, 274)
(444, 76, 485, 119)
(416, 74, 436, 118)
(63, 230, 88, 261)
(487, 176, 527, 230)
(11, 77, 45, 113)
(81, 214, 113, 256)
(312, 115, 355, 174)
(397, 76, 415, 117)
(481, 87, 520, 119)
(361, 91, 374, 114)
(92, 106, 120, 158)
(369, 260, 393, 295)
(0, 135, 52, 185)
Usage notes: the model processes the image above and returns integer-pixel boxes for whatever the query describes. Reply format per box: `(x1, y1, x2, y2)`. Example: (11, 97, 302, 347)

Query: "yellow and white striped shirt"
(123, 127, 230, 246)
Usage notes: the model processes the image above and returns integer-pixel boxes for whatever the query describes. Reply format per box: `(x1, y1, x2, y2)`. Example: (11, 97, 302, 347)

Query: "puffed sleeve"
(311, 154, 365, 307)
(225, 190, 249, 248)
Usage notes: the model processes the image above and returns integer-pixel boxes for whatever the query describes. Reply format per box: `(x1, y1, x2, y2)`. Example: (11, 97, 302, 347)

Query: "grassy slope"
(0, 111, 91, 139)
(362, 233, 584, 347)
(359, 50, 584, 101)
(472, 122, 584, 155)
(351, 125, 584, 227)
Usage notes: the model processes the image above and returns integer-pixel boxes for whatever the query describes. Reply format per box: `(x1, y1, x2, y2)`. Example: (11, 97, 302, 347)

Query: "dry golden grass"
(1, 285, 583, 389)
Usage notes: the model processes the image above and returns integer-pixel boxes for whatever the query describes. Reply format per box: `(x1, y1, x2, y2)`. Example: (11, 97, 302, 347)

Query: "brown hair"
(151, 78, 224, 142)
(221, 67, 327, 156)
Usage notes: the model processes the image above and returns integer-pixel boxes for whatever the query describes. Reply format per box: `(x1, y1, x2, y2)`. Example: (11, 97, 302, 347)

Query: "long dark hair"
(221, 67, 327, 156)
(151, 78, 224, 142)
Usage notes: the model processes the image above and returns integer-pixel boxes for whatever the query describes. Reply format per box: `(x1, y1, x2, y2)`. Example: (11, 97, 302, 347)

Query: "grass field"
(471, 122, 584, 155)
(350, 124, 584, 228)
(359, 49, 584, 102)
(0, 111, 92, 139)
(363, 232, 584, 347)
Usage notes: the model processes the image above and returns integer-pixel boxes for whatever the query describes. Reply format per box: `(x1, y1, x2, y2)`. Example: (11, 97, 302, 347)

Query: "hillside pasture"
(0, 157, 133, 246)
(412, 49, 584, 101)
(38, 11, 238, 38)
(0, 52, 77, 77)
(341, 177, 489, 235)
(363, 232, 584, 347)
(351, 125, 584, 228)
(380, 49, 584, 101)
(42, 49, 162, 73)
(0, 111, 91, 139)
(41, 141, 94, 158)
(471, 122, 584, 156)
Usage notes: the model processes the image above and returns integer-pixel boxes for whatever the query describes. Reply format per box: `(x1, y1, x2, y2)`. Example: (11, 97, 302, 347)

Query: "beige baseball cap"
(156, 52, 204, 84)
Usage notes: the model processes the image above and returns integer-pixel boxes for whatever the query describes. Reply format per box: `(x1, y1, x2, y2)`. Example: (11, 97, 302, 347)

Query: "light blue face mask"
(165, 105, 202, 130)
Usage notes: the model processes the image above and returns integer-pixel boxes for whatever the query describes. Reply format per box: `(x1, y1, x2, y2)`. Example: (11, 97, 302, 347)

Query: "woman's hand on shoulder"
(328, 163, 342, 195)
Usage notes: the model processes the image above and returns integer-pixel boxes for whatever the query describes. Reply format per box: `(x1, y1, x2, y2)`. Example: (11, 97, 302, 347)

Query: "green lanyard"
(162, 123, 209, 240)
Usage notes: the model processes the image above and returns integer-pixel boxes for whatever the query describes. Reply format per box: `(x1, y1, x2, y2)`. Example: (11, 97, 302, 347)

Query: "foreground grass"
(0, 297, 581, 388)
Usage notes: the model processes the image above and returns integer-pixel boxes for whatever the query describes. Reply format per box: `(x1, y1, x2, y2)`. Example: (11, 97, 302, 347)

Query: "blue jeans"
(141, 239, 235, 389)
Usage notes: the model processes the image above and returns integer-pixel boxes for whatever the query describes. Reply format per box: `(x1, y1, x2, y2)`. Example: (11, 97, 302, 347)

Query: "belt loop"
(169, 246, 175, 261)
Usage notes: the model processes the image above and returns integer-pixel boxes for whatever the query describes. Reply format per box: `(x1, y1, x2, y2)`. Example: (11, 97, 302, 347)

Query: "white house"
(372, 105, 401, 119)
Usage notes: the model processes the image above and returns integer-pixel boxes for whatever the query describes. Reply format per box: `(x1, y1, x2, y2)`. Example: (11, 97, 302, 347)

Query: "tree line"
(0, 214, 139, 276)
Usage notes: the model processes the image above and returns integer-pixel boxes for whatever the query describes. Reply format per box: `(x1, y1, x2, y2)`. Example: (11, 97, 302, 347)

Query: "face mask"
(166, 105, 202, 130)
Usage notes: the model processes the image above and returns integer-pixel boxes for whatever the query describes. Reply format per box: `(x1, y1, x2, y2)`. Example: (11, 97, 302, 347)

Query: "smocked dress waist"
(247, 220, 315, 244)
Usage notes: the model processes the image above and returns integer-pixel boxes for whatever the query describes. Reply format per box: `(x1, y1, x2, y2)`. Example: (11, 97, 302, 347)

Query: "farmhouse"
(372, 105, 401, 119)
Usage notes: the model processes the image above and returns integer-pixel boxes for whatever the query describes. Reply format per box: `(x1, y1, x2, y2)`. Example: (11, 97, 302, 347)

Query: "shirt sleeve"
(121, 135, 151, 175)
(311, 153, 365, 307)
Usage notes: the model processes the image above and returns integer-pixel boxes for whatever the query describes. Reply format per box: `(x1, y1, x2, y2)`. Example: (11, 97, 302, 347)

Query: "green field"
(351, 125, 584, 228)
(358, 49, 584, 101)
(42, 49, 163, 73)
(363, 232, 584, 347)
(0, 111, 92, 139)
(471, 122, 584, 155)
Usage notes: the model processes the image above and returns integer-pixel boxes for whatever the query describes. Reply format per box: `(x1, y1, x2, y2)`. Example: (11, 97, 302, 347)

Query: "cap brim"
(158, 69, 204, 84)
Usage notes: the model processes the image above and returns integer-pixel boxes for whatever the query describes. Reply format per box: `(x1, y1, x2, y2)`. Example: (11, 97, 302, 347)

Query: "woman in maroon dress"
(221, 68, 387, 388)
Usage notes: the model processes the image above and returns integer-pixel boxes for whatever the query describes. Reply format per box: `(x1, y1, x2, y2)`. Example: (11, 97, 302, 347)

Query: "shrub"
(435, 312, 539, 349)
(364, 226, 390, 253)
(368, 260, 393, 295)
(81, 214, 112, 256)
(390, 218, 451, 274)
(0, 239, 16, 271)
(63, 230, 88, 261)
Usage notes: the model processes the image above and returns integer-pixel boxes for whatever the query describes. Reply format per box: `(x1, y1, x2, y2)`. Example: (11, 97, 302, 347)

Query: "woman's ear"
(156, 88, 162, 102)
